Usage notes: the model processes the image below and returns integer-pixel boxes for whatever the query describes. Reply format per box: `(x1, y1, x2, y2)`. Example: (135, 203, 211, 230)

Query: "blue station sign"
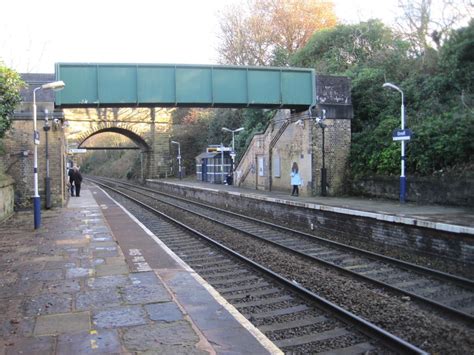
(392, 128, 413, 141)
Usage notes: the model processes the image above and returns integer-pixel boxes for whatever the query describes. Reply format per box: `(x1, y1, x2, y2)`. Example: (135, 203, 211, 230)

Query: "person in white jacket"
(290, 162, 301, 196)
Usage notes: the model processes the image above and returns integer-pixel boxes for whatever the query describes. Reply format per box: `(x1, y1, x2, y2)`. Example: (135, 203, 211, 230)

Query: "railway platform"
(0, 186, 279, 355)
(147, 178, 474, 266)
(155, 178, 474, 233)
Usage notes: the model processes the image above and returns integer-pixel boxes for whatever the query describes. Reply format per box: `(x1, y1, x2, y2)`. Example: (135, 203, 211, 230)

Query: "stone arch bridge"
(65, 106, 172, 179)
(5, 74, 174, 208)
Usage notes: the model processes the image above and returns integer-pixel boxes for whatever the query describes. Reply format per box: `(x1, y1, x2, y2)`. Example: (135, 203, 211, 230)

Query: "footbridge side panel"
(54, 63, 315, 110)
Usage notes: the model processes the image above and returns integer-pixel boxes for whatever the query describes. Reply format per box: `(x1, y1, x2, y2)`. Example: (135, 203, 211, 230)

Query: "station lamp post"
(32, 80, 65, 229)
(383, 82, 407, 203)
(43, 109, 51, 209)
(222, 127, 244, 176)
(171, 140, 182, 179)
(315, 110, 327, 196)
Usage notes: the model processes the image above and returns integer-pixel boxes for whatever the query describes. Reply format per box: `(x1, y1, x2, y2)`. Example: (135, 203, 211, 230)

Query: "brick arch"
(76, 123, 150, 151)
(71, 118, 170, 180)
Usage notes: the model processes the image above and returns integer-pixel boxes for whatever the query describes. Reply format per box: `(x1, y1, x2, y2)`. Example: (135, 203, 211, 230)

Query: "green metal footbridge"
(55, 63, 315, 110)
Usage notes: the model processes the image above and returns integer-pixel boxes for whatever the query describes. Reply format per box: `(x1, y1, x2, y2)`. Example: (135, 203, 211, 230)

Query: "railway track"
(91, 176, 474, 324)
(88, 177, 427, 354)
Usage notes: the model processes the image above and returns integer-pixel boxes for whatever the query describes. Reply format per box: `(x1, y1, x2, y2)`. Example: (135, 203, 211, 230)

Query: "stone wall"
(1, 120, 32, 209)
(235, 128, 269, 191)
(312, 75, 352, 195)
(235, 109, 314, 194)
(0, 176, 15, 222)
(147, 108, 172, 178)
(312, 117, 351, 195)
(351, 176, 474, 206)
(3, 117, 67, 209)
(1, 73, 69, 209)
(268, 110, 314, 196)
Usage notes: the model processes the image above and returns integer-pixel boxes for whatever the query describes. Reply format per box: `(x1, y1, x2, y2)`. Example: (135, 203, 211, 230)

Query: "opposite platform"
(147, 178, 474, 265)
(0, 186, 279, 354)
(151, 179, 474, 235)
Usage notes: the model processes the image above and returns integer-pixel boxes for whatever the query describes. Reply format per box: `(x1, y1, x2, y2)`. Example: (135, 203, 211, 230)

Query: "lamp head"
(41, 80, 65, 91)
(222, 127, 231, 132)
(171, 140, 179, 145)
(44, 109, 49, 127)
(382, 82, 402, 93)
(234, 127, 244, 133)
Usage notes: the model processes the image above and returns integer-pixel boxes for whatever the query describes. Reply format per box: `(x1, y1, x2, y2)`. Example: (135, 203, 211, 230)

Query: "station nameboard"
(68, 148, 87, 154)
(392, 129, 413, 141)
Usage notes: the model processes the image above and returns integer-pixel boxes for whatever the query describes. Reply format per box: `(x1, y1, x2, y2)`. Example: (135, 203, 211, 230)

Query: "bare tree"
(217, 3, 274, 66)
(269, 0, 337, 53)
(217, 0, 337, 66)
(396, 0, 473, 54)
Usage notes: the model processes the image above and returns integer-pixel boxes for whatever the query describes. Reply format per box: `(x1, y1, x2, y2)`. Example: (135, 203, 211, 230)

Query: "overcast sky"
(1, 0, 398, 73)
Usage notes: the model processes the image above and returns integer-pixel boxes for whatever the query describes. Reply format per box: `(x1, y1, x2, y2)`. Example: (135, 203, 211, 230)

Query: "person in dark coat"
(68, 167, 75, 196)
(71, 166, 83, 197)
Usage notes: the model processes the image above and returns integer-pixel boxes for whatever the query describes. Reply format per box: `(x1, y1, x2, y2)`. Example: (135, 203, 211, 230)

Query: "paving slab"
(55, 238, 89, 247)
(3, 336, 56, 355)
(65, 267, 91, 279)
(92, 305, 147, 329)
(138, 344, 210, 355)
(122, 321, 200, 350)
(104, 256, 127, 265)
(94, 263, 128, 276)
(145, 302, 184, 322)
(21, 269, 64, 282)
(44, 260, 77, 269)
(23, 293, 73, 316)
(90, 240, 117, 248)
(34, 311, 90, 335)
(80, 258, 104, 268)
(90, 234, 113, 242)
(92, 247, 119, 258)
(43, 279, 82, 294)
(76, 289, 122, 310)
(32, 256, 66, 263)
(121, 282, 171, 304)
(86, 275, 129, 290)
(56, 329, 122, 354)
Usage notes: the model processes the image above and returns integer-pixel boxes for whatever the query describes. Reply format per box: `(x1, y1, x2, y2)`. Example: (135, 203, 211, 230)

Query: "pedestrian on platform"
(290, 162, 301, 196)
(72, 166, 83, 197)
(68, 166, 75, 196)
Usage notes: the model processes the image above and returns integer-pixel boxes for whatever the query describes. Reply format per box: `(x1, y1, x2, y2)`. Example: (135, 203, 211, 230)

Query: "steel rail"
(90, 177, 428, 355)
(89, 176, 474, 324)
(93, 177, 473, 287)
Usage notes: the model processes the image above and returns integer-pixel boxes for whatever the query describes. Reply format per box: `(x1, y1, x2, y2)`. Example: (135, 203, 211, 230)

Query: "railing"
(270, 119, 290, 150)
